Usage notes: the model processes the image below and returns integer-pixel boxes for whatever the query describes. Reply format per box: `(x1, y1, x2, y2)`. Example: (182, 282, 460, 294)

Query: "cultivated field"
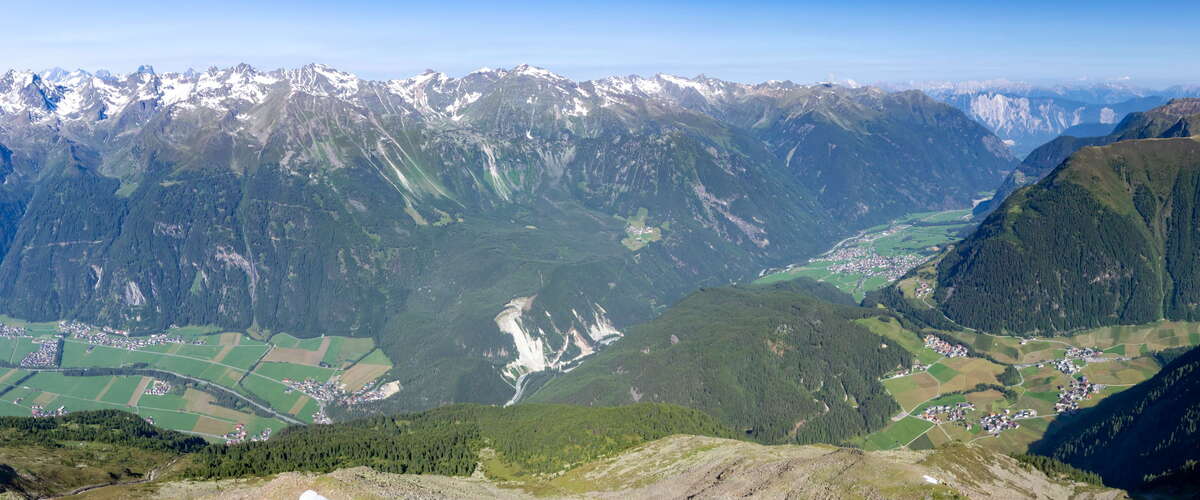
(859, 416, 934, 451)
(937, 357, 1004, 392)
(1081, 358, 1159, 386)
(942, 320, 1200, 365)
(882, 372, 940, 412)
(863, 318, 1193, 453)
(0, 318, 395, 436)
(339, 349, 393, 391)
(0, 372, 286, 440)
(0, 337, 41, 365)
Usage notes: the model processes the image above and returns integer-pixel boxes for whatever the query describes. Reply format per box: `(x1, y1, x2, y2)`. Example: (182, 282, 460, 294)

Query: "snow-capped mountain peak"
(509, 63, 567, 81)
(0, 62, 932, 136)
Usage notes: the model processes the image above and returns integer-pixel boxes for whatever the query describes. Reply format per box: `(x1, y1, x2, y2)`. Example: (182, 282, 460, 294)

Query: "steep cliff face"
(897, 80, 1177, 156)
(0, 64, 1014, 409)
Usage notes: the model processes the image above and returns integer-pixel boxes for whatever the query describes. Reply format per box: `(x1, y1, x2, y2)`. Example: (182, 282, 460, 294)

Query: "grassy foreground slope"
(527, 279, 911, 445)
(0, 405, 1128, 499)
(134, 436, 1122, 499)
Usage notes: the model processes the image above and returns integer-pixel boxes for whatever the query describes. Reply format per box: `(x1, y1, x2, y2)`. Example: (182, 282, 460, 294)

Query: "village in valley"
(756, 208, 976, 300)
(855, 314, 1193, 453)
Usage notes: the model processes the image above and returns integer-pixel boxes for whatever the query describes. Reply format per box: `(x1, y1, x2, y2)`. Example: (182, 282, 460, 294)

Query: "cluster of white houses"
(917, 401, 975, 424)
(816, 245, 929, 282)
(924, 335, 968, 357)
(1064, 347, 1100, 359)
(283, 376, 394, 408)
(0, 324, 28, 337)
(18, 339, 60, 368)
(1056, 376, 1101, 414)
(30, 404, 67, 418)
(144, 379, 172, 395)
(980, 408, 1036, 434)
(223, 422, 272, 445)
(1051, 358, 1081, 374)
(62, 320, 202, 350)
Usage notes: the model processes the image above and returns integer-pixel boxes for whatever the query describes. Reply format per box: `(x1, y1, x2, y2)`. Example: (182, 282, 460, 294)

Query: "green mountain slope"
(526, 279, 911, 444)
(931, 134, 1200, 334)
(1031, 345, 1200, 491)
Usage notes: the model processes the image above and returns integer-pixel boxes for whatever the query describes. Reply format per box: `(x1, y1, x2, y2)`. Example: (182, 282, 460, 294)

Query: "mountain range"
(4, 63, 1200, 499)
(0, 64, 1015, 410)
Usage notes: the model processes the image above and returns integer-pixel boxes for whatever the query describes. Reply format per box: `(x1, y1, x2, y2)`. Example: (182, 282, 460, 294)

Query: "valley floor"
(854, 317, 1200, 456)
(0, 318, 396, 443)
(756, 208, 977, 300)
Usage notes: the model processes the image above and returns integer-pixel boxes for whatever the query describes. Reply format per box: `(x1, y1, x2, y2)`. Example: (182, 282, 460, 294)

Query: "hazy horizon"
(3, 0, 1197, 88)
(12, 63, 1198, 92)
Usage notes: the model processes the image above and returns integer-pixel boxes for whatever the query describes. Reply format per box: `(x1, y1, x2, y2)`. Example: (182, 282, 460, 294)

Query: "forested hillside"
(932, 135, 1200, 334)
(526, 279, 910, 444)
(187, 403, 734, 479)
(0, 409, 206, 452)
(1031, 346, 1200, 491)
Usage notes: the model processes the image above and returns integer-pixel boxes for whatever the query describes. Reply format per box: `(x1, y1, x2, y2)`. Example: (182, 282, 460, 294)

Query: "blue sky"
(2, 0, 1196, 86)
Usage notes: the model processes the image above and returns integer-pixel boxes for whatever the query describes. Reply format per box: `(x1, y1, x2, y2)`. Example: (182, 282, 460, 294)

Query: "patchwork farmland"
(0, 320, 396, 442)
(856, 318, 1200, 453)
